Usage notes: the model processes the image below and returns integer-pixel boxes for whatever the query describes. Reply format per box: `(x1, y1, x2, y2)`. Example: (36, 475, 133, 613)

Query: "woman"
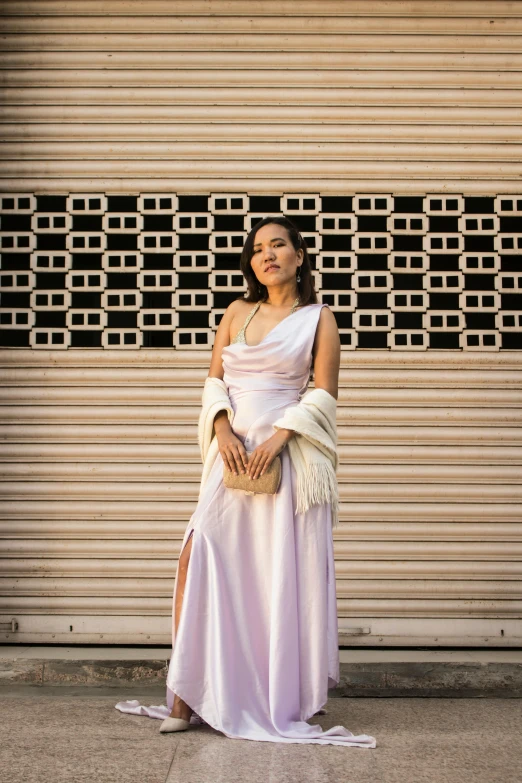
(115, 216, 376, 748)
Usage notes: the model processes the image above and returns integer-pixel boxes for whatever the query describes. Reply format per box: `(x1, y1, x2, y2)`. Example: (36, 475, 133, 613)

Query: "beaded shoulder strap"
(231, 302, 261, 344)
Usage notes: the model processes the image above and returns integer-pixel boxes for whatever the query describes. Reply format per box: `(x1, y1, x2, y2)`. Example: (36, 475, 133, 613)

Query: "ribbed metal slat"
(4, 541, 522, 560)
(2, 1, 522, 16)
(3, 463, 522, 483)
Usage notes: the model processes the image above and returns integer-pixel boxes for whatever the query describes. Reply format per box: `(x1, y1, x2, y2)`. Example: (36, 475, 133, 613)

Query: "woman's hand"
(246, 429, 294, 480)
(215, 414, 249, 476)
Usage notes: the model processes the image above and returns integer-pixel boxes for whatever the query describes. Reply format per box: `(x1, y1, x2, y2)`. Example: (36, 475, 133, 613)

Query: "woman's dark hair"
(238, 216, 318, 305)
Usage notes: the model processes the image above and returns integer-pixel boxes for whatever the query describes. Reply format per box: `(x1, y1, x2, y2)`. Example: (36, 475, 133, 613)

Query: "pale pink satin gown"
(116, 302, 377, 748)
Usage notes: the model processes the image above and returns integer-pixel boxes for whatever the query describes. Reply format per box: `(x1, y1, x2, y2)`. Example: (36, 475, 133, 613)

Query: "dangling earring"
(296, 267, 301, 283)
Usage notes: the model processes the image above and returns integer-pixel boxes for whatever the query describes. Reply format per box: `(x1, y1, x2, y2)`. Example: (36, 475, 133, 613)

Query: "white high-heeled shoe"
(159, 716, 191, 733)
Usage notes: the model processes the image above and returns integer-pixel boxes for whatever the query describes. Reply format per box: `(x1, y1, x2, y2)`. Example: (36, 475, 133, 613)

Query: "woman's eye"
(252, 243, 283, 255)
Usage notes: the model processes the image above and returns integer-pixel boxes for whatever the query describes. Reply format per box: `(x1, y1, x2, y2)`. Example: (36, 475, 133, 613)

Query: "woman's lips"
(265, 265, 279, 272)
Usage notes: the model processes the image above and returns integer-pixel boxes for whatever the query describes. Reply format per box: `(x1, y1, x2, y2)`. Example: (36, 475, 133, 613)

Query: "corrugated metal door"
(1, 1, 521, 645)
(1, 349, 521, 645)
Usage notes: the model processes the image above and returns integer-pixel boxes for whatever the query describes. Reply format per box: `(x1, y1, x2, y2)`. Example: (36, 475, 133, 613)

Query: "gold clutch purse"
(223, 452, 282, 495)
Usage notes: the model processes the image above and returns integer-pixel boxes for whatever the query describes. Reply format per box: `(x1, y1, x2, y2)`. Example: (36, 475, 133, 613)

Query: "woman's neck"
(263, 287, 300, 308)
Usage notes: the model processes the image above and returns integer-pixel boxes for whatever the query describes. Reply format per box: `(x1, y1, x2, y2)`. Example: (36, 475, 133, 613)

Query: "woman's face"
(249, 223, 303, 289)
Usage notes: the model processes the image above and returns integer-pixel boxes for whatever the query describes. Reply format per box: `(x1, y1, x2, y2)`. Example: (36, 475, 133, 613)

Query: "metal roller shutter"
(1, 349, 521, 645)
(0, 1, 521, 645)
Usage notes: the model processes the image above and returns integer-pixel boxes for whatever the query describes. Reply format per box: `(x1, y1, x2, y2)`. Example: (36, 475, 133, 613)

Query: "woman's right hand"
(214, 412, 248, 475)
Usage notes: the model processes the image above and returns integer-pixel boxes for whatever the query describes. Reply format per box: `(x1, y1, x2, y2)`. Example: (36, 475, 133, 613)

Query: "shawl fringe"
(273, 387, 339, 528)
(292, 452, 340, 528)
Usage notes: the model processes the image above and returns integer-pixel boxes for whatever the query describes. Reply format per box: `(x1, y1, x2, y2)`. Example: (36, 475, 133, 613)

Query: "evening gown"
(115, 302, 377, 748)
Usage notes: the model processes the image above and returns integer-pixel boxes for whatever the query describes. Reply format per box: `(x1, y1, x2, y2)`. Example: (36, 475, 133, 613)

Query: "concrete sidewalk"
(1, 685, 521, 783)
(1, 646, 522, 697)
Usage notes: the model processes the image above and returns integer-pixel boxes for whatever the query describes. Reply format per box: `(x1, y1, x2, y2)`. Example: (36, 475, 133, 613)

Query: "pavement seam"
(164, 735, 182, 783)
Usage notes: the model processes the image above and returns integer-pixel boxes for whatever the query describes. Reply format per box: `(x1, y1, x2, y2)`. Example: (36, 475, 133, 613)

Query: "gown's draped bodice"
(221, 303, 325, 449)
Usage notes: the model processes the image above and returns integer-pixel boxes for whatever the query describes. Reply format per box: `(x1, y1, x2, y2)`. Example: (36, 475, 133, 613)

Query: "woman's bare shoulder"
(317, 303, 339, 330)
(222, 298, 257, 333)
(213, 299, 255, 344)
(223, 298, 254, 320)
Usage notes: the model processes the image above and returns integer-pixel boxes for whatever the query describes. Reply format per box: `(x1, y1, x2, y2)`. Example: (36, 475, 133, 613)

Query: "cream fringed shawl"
(272, 387, 339, 528)
(197, 377, 339, 528)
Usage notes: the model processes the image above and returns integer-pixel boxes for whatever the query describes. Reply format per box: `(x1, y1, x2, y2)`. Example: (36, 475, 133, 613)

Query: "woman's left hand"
(247, 429, 294, 479)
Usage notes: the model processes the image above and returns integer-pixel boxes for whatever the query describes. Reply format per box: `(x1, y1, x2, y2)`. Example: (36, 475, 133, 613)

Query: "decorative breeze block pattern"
(0, 192, 521, 351)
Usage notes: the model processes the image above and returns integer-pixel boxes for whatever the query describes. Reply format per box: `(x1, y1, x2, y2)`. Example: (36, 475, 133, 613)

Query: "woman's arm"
(207, 299, 242, 381)
(205, 300, 248, 474)
(311, 305, 341, 399)
(206, 300, 236, 435)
